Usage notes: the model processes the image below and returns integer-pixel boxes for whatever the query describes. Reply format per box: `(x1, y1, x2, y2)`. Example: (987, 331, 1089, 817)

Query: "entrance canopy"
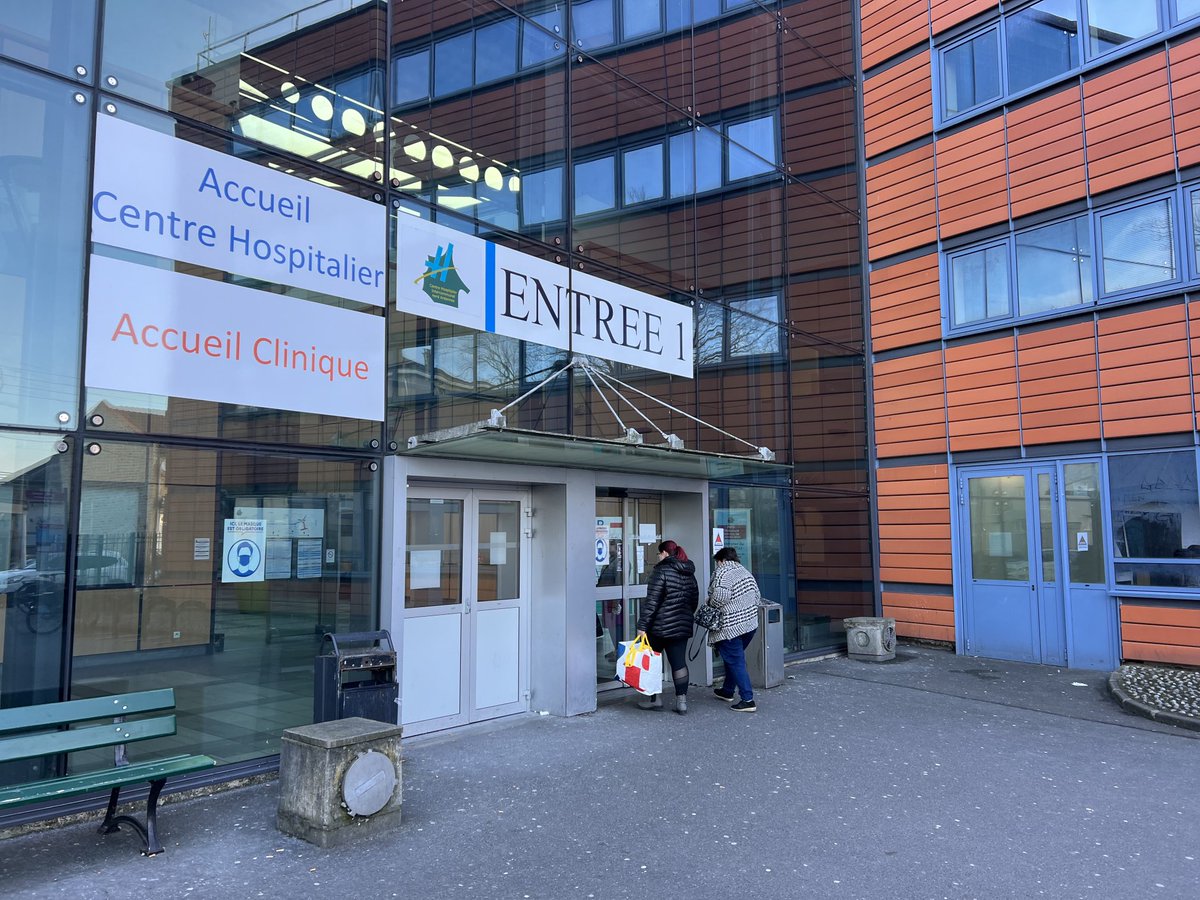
(402, 360, 790, 482)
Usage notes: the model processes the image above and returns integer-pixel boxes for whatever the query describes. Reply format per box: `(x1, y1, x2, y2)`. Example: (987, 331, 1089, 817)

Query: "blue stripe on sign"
(485, 241, 496, 333)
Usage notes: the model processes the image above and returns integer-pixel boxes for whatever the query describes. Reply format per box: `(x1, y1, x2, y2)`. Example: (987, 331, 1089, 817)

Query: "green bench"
(0, 688, 215, 855)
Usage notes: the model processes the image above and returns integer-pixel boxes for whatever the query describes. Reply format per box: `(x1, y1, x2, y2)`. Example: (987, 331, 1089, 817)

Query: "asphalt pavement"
(1, 644, 1198, 900)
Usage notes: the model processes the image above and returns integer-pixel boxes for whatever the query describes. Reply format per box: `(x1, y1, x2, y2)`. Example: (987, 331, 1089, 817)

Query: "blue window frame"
(940, 28, 1001, 120)
(1015, 216, 1093, 316)
(1085, 0, 1159, 56)
(1005, 0, 1080, 94)
(1181, 0, 1200, 21)
(1097, 196, 1177, 296)
(393, 49, 430, 105)
(1108, 450, 1200, 593)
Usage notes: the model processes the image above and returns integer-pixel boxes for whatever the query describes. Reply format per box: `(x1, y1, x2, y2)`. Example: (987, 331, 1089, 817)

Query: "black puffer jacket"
(637, 557, 699, 641)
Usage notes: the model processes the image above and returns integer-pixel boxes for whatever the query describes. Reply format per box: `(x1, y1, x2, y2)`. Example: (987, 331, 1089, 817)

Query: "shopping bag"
(616, 635, 663, 696)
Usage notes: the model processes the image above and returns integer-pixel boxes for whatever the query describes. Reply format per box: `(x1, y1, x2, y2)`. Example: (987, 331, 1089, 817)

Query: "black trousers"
(646, 635, 689, 695)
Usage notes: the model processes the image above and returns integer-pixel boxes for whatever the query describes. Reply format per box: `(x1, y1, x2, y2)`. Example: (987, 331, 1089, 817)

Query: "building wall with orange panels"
(883, 590, 955, 641)
(1120, 605, 1200, 666)
(864, 144, 937, 260)
(934, 113, 1008, 237)
(1016, 321, 1101, 445)
(1006, 85, 1087, 219)
(873, 349, 947, 457)
(876, 463, 952, 586)
(860, 0, 929, 72)
(944, 337, 1019, 452)
(869, 253, 941, 353)
(1171, 38, 1200, 168)
(1083, 52, 1175, 197)
(1097, 304, 1194, 439)
(928, 0, 995, 37)
(862, 51, 933, 158)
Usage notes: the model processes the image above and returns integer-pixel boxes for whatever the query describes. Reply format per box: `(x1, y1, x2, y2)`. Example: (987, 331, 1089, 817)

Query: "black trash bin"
(313, 630, 398, 724)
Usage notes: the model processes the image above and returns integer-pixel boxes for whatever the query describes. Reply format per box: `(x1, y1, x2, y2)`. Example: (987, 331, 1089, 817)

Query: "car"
(0, 559, 37, 594)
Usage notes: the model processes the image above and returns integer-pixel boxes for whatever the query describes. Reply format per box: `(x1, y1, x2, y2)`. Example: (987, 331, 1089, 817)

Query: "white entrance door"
(401, 488, 530, 734)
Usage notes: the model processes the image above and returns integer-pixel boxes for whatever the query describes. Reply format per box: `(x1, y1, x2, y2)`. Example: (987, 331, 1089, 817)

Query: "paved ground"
(2, 644, 1198, 899)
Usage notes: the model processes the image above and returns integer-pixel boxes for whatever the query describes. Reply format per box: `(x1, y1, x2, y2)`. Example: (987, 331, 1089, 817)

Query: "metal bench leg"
(97, 779, 167, 855)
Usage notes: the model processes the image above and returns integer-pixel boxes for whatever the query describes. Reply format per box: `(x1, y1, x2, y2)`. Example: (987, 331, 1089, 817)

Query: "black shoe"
(730, 699, 757, 712)
(713, 689, 736, 702)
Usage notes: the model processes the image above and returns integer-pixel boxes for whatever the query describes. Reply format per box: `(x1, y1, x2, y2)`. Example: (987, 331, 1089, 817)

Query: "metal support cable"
(584, 365, 673, 443)
(580, 365, 630, 435)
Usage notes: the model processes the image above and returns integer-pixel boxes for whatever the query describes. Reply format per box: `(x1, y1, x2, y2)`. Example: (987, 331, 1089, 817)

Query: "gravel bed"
(1113, 663, 1200, 718)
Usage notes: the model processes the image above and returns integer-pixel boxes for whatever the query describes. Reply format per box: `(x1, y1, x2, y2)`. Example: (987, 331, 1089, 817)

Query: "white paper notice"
(639, 523, 657, 544)
(1077, 532, 1089, 552)
(410, 549, 442, 590)
(636, 544, 645, 575)
(265, 539, 292, 580)
(296, 538, 322, 578)
(193, 538, 210, 561)
(489, 532, 508, 566)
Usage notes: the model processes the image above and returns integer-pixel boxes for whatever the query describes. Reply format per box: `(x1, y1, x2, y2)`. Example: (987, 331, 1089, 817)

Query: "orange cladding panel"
(1120, 604, 1200, 666)
(873, 350, 948, 457)
(861, 0, 929, 71)
(866, 145, 937, 261)
(1007, 85, 1086, 219)
(936, 114, 1008, 238)
(1171, 37, 1200, 168)
(864, 51, 933, 158)
(1083, 52, 1175, 196)
(877, 465, 952, 586)
(870, 253, 942, 352)
(945, 337, 1019, 451)
(1017, 321, 1100, 444)
(883, 590, 955, 641)
(930, 0, 997, 37)
(1098, 304, 1192, 438)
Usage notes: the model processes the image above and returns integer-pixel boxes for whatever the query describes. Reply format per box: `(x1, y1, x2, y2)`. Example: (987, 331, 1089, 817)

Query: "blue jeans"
(716, 629, 756, 701)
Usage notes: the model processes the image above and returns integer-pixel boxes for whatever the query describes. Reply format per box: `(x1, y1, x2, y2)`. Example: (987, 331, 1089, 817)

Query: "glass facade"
(0, 0, 868, 781)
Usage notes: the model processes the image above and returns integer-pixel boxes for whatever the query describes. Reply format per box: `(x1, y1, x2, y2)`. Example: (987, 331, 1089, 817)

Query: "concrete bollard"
(843, 617, 897, 661)
(276, 716, 403, 848)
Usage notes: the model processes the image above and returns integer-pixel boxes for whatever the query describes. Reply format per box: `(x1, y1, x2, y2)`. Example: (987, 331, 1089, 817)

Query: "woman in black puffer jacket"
(635, 540, 699, 715)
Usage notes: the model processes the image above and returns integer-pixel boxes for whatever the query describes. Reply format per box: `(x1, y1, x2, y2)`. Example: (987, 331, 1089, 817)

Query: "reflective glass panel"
(476, 18, 518, 83)
(1038, 473, 1056, 582)
(573, 0, 615, 48)
(666, 0, 721, 28)
(69, 442, 376, 767)
(623, 144, 664, 204)
(477, 501, 520, 601)
(434, 32, 474, 97)
(1192, 190, 1200, 273)
(1064, 462, 1106, 584)
(522, 9, 564, 68)
(622, 0, 663, 39)
(0, 1, 95, 79)
(669, 127, 722, 197)
(1109, 451, 1200, 588)
(575, 156, 616, 215)
(1015, 217, 1093, 315)
(1086, 0, 1159, 56)
(951, 244, 1010, 325)
(521, 167, 564, 224)
(1006, 0, 1080, 93)
(728, 296, 780, 357)
(697, 303, 723, 365)
(1181, 0, 1200, 21)
(407, 498, 463, 607)
(0, 432, 71, 723)
(728, 115, 777, 180)
(0, 63, 88, 429)
(942, 29, 1000, 117)
(1099, 199, 1175, 294)
(969, 475, 1030, 582)
(394, 49, 431, 105)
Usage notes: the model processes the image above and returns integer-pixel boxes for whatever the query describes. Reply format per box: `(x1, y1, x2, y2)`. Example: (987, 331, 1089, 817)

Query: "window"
(1181, 0, 1200, 22)
(1192, 189, 1200, 273)
(523, 9, 564, 68)
(1109, 451, 1200, 589)
(573, 0, 615, 48)
(434, 32, 474, 97)
(950, 244, 1010, 326)
(666, 0, 721, 29)
(941, 29, 1000, 118)
(1006, 0, 1080, 93)
(574, 156, 615, 215)
(669, 127, 722, 197)
(623, 144, 664, 204)
(697, 295, 781, 364)
(1015, 217, 1093, 315)
(1086, 0, 1158, 56)
(476, 18, 519, 83)
(727, 115, 776, 180)
(521, 167, 563, 225)
(393, 50, 430, 105)
(1098, 198, 1176, 294)
(622, 0, 662, 39)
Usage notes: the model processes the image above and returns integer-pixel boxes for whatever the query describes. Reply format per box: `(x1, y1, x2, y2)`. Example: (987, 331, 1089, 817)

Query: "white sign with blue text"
(396, 216, 694, 378)
(86, 254, 385, 420)
(91, 115, 386, 306)
(222, 518, 266, 583)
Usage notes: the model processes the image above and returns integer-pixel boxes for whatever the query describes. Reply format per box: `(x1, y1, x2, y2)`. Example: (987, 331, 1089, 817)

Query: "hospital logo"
(416, 242, 470, 308)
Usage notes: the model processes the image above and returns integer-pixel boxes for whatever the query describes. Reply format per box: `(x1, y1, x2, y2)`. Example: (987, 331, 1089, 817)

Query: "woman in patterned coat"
(702, 546, 762, 712)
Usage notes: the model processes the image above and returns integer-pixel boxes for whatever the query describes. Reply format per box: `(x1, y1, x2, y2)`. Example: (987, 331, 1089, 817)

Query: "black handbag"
(694, 604, 720, 630)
